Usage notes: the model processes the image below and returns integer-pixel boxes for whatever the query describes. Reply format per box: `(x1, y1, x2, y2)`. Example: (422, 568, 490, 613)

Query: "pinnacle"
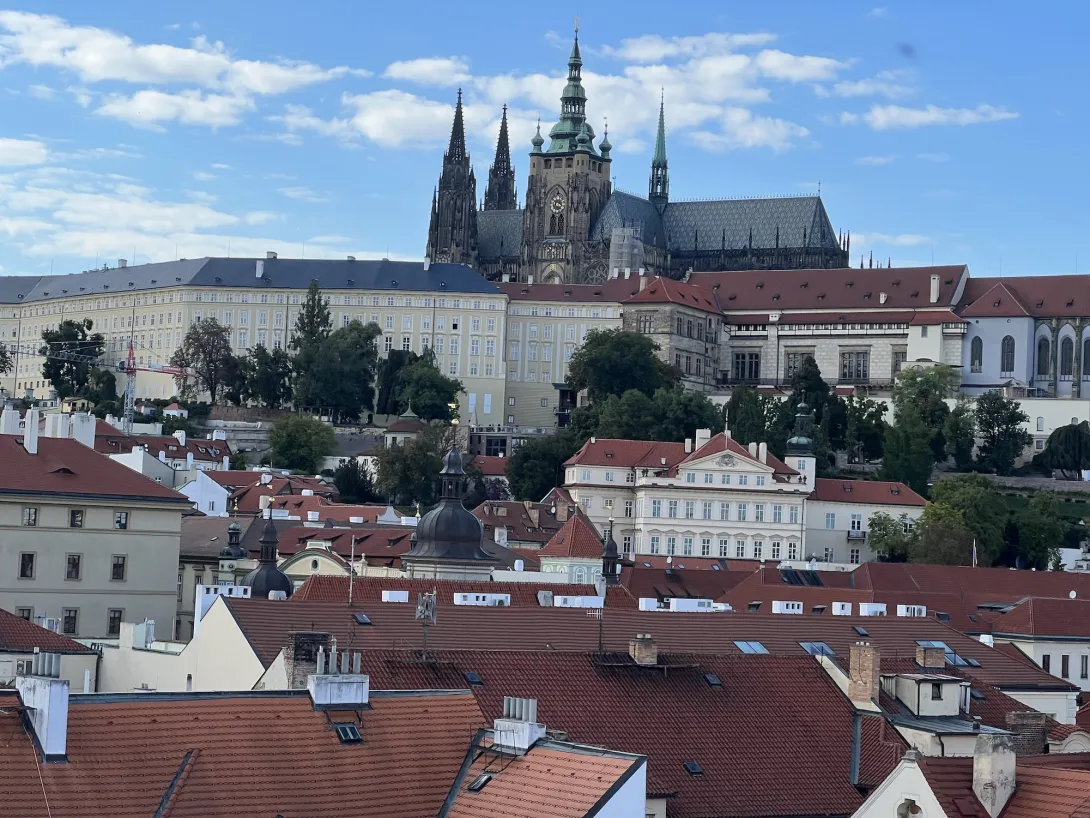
(447, 88, 467, 162)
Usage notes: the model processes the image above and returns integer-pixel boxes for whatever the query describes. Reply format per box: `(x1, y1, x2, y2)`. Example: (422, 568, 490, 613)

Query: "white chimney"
(423, 257, 431, 271)
(972, 734, 1016, 818)
(70, 413, 95, 448)
(118, 258, 128, 268)
(684, 438, 692, 453)
(611, 267, 619, 279)
(255, 259, 265, 278)
(502, 273, 510, 283)
(173, 429, 186, 447)
(308, 511, 319, 522)
(131, 445, 143, 455)
(527, 274, 534, 284)
(16, 653, 69, 760)
(624, 267, 631, 279)
(185, 452, 194, 469)
(212, 429, 226, 441)
(222, 455, 230, 470)
(260, 471, 273, 485)
(929, 274, 940, 304)
(758, 442, 768, 463)
(307, 673, 370, 708)
(266, 250, 277, 260)
(23, 407, 40, 455)
(748, 441, 758, 459)
(302, 489, 314, 496)
(514, 559, 524, 572)
(879, 292, 888, 305)
(43, 413, 60, 438)
(493, 696, 546, 755)
(0, 406, 19, 434)
(158, 451, 167, 462)
(695, 428, 712, 451)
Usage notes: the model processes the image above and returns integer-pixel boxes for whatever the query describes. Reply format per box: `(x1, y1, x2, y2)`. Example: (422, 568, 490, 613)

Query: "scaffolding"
(608, 227, 645, 278)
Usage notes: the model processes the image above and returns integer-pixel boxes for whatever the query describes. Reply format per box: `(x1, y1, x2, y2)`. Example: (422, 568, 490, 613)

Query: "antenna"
(415, 591, 437, 657)
(348, 536, 356, 606)
(587, 607, 604, 653)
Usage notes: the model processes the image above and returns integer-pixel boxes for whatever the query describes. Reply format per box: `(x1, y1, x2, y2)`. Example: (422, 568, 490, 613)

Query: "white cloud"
(829, 69, 914, 99)
(210, 162, 230, 169)
(855, 154, 896, 166)
(601, 32, 777, 63)
(690, 107, 809, 152)
(277, 186, 329, 203)
(192, 170, 216, 181)
(95, 90, 254, 129)
(0, 216, 53, 235)
(67, 85, 92, 107)
(754, 50, 845, 82)
(0, 137, 49, 166)
(243, 210, 279, 225)
(855, 232, 931, 246)
(28, 83, 55, 100)
(845, 103, 1020, 130)
(384, 57, 471, 86)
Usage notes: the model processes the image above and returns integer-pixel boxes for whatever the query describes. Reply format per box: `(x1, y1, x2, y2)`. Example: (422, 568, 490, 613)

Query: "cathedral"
(425, 34, 850, 285)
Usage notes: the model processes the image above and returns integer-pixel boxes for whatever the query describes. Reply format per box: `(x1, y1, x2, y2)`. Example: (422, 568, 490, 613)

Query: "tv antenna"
(415, 591, 437, 657)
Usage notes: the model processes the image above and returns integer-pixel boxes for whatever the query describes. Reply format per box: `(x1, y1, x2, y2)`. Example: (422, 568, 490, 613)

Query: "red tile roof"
(472, 501, 567, 546)
(911, 309, 963, 325)
(0, 688, 483, 818)
(537, 514, 604, 559)
(0, 434, 189, 503)
(676, 431, 798, 475)
(810, 478, 926, 507)
(989, 597, 1090, 639)
(496, 278, 641, 303)
(916, 756, 1090, 818)
(267, 496, 392, 522)
(690, 265, 967, 311)
(856, 562, 1090, 601)
(94, 430, 231, 462)
(621, 277, 720, 314)
(727, 309, 953, 326)
(203, 470, 266, 488)
(274, 526, 414, 558)
(0, 609, 96, 654)
(959, 275, 1090, 318)
(621, 564, 754, 602)
(386, 417, 427, 433)
(229, 475, 339, 514)
(290, 576, 600, 609)
(564, 438, 686, 470)
(469, 455, 509, 477)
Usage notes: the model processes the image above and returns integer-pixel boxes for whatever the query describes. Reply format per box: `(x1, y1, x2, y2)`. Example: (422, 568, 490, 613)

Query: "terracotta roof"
(537, 514, 604, 559)
(267, 496, 392, 522)
(856, 562, 1090, 601)
(358, 651, 895, 818)
(676, 431, 798, 475)
(916, 756, 1090, 818)
(496, 277, 639, 303)
(621, 276, 720, 314)
(727, 309, 956, 326)
(290, 576, 600, 609)
(203, 470, 267, 488)
(0, 688, 483, 818)
(274, 525, 414, 558)
(626, 556, 762, 571)
(621, 564, 754, 601)
(0, 434, 189, 503)
(229, 475, 339, 514)
(564, 438, 687, 470)
(690, 265, 967, 311)
(386, 417, 427, 433)
(468, 455, 509, 477)
(959, 275, 1090, 318)
(444, 733, 643, 818)
(94, 432, 231, 462)
(810, 478, 926, 506)
(911, 309, 963, 325)
(0, 609, 97, 654)
(472, 500, 567, 546)
(989, 597, 1090, 639)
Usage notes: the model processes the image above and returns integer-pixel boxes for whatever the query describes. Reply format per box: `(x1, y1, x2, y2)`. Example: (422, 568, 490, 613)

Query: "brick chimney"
(1005, 711, 1049, 755)
(972, 733, 1016, 818)
(629, 633, 658, 666)
(284, 631, 334, 689)
(916, 646, 946, 669)
(848, 642, 881, 703)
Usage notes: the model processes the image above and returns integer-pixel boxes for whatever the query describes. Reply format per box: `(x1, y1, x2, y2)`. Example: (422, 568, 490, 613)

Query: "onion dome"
(240, 517, 294, 599)
(404, 447, 493, 563)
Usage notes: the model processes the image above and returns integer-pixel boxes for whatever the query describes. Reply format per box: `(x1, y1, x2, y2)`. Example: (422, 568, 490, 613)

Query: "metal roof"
(477, 210, 524, 259)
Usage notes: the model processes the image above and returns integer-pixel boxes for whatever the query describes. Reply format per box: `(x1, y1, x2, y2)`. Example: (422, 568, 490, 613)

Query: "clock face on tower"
(550, 191, 566, 214)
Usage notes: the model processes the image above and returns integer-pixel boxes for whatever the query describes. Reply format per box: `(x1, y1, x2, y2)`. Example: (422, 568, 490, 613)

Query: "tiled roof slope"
(0, 434, 189, 503)
(856, 562, 1090, 600)
(95, 431, 231, 462)
(810, 478, 925, 506)
(229, 475, 339, 513)
(0, 688, 484, 818)
(537, 514, 604, 558)
(676, 431, 797, 475)
(362, 651, 893, 818)
(916, 756, 1090, 818)
(564, 438, 687, 470)
(477, 209, 524, 259)
(0, 609, 97, 654)
(622, 277, 720, 314)
(989, 597, 1090, 638)
(620, 564, 753, 602)
(265, 497, 392, 522)
(471, 500, 566, 545)
(468, 455, 508, 477)
(290, 576, 600, 607)
(959, 275, 1090, 318)
(496, 276, 640, 303)
(689, 264, 967, 311)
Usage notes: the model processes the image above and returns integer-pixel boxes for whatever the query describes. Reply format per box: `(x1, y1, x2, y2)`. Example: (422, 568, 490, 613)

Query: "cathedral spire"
(447, 88, 467, 162)
(425, 89, 478, 266)
(484, 104, 517, 211)
(649, 91, 670, 214)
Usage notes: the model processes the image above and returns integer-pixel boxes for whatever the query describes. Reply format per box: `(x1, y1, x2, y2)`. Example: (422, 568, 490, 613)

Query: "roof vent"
(464, 671, 484, 686)
(684, 761, 703, 776)
(1067, 299, 1075, 308)
(467, 774, 492, 793)
(846, 280, 854, 287)
(391, 279, 398, 287)
(266, 251, 277, 259)
(1036, 300, 1044, 309)
(347, 255, 356, 261)
(800, 281, 809, 288)
(772, 293, 780, 301)
(910, 290, 919, 298)
(863, 291, 872, 299)
(756, 282, 764, 289)
(728, 294, 736, 300)
(816, 293, 826, 300)
(703, 673, 722, 688)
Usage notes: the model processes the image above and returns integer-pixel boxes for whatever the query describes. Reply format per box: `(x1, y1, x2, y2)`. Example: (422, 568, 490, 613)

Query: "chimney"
(879, 292, 888, 305)
(638, 273, 649, 291)
(848, 642, 881, 703)
(15, 651, 69, 761)
(929, 274, 940, 304)
(222, 455, 230, 470)
(255, 259, 264, 278)
(527, 507, 540, 528)
(0, 406, 19, 434)
(758, 442, 768, 464)
(916, 645, 946, 669)
(555, 503, 569, 522)
(70, 412, 95, 448)
(501, 273, 510, 283)
(493, 696, 546, 755)
(423, 257, 431, 271)
(266, 250, 277, 259)
(23, 407, 40, 455)
(629, 633, 658, 666)
(527, 274, 534, 284)
(301, 489, 314, 497)
(972, 734, 1016, 818)
(212, 429, 226, 441)
(684, 438, 693, 454)
(611, 267, 619, 279)
(158, 451, 167, 462)
(43, 413, 60, 438)
(1005, 711, 1049, 755)
(261, 471, 273, 485)
(623, 266, 631, 280)
(747, 441, 758, 459)
(173, 429, 186, 447)
(695, 428, 712, 451)
(284, 631, 334, 688)
(308, 511, 319, 522)
(185, 452, 194, 469)
(118, 258, 128, 268)
(307, 672, 369, 707)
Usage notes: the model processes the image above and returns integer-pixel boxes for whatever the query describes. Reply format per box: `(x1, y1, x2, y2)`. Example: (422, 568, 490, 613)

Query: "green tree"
(295, 321, 381, 421)
(944, 399, 977, 470)
(726, 386, 767, 446)
(332, 458, 382, 504)
(975, 390, 1031, 475)
(399, 349, 463, 421)
(892, 365, 959, 462)
(843, 395, 887, 462)
(566, 329, 679, 402)
(374, 424, 456, 506)
(161, 414, 199, 438)
(880, 412, 934, 496)
(81, 367, 118, 406)
(0, 344, 12, 375)
(168, 319, 236, 404)
(1014, 492, 1068, 569)
(649, 388, 725, 442)
(39, 318, 105, 399)
(291, 280, 332, 353)
(505, 429, 580, 501)
(245, 345, 293, 408)
(1037, 422, 1090, 479)
(375, 350, 416, 415)
(866, 511, 915, 562)
(595, 390, 655, 440)
(770, 356, 845, 465)
(910, 502, 976, 565)
(928, 474, 1006, 566)
(269, 414, 336, 473)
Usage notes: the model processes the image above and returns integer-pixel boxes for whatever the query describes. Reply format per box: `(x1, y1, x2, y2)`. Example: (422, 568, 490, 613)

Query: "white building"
(805, 479, 926, 564)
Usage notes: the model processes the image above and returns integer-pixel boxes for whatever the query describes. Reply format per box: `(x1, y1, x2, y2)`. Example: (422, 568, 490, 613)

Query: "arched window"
(557, 214, 565, 233)
(549, 214, 557, 235)
(1061, 337, 1075, 378)
(1083, 339, 1090, 377)
(1001, 336, 1015, 375)
(1037, 416, 1045, 432)
(970, 337, 983, 373)
(1037, 337, 1051, 377)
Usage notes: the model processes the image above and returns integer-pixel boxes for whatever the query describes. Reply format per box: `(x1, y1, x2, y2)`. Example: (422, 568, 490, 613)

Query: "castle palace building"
(425, 33, 850, 285)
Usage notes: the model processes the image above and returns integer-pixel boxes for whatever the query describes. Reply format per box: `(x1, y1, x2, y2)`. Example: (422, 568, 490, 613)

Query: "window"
(1061, 654, 1070, 678)
(893, 349, 908, 373)
(1001, 335, 1016, 376)
(685, 472, 696, 484)
(66, 554, 82, 580)
(824, 547, 835, 562)
(721, 474, 731, 485)
(825, 512, 836, 529)
(69, 509, 84, 528)
(624, 500, 633, 518)
(755, 475, 766, 487)
(111, 555, 127, 581)
(684, 501, 695, 519)
(719, 538, 729, 557)
(604, 471, 614, 483)
(783, 351, 810, 379)
(719, 502, 730, 521)
(62, 608, 78, 635)
(1060, 337, 1075, 379)
(702, 501, 713, 520)
(580, 469, 591, 482)
(649, 536, 660, 555)
(1037, 416, 1045, 432)
(789, 506, 799, 524)
(16, 608, 32, 620)
(970, 336, 983, 373)
(850, 513, 863, 531)
(755, 504, 765, 522)
(753, 540, 762, 559)
(931, 682, 943, 701)
(737, 503, 747, 521)
(683, 537, 693, 556)
(107, 609, 123, 636)
(840, 350, 870, 383)
(668, 500, 678, 518)
(1037, 337, 1051, 377)
(22, 507, 37, 526)
(800, 641, 835, 656)
(604, 498, 614, 511)
(1042, 654, 1052, 673)
(18, 552, 34, 579)
(734, 640, 769, 654)
(621, 535, 632, 555)
(651, 500, 662, 518)
(733, 351, 760, 382)
(738, 475, 748, 486)
(735, 540, 746, 558)
(114, 511, 129, 530)
(788, 542, 798, 560)
(771, 541, 781, 559)
(1082, 655, 1088, 679)
(703, 473, 713, 484)
(773, 504, 782, 523)
(701, 537, 711, 557)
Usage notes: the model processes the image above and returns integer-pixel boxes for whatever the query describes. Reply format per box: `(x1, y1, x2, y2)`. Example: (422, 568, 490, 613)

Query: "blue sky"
(0, 2, 1085, 277)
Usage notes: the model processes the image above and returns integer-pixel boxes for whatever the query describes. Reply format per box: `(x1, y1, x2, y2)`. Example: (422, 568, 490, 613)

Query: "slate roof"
(809, 478, 925, 507)
(3, 257, 499, 304)
(0, 608, 97, 654)
(592, 191, 667, 247)
(0, 688, 484, 818)
(477, 209, 524, 259)
(179, 515, 257, 560)
(0, 274, 41, 304)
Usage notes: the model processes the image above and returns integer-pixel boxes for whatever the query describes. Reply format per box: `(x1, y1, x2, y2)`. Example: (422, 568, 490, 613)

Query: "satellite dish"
(1071, 590, 1078, 599)
(666, 556, 672, 564)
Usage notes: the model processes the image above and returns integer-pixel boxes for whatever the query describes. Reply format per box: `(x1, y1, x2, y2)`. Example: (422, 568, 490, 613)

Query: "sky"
(0, 1, 1086, 278)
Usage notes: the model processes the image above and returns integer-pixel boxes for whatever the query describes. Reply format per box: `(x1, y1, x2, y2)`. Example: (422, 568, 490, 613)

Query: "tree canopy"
(398, 350, 463, 421)
(244, 345, 293, 408)
(269, 414, 336, 474)
(928, 474, 1010, 567)
(880, 411, 934, 496)
(974, 390, 1031, 475)
(332, 458, 382, 504)
(169, 318, 234, 404)
(566, 329, 679, 401)
(944, 399, 977, 470)
(374, 424, 456, 506)
(506, 429, 579, 502)
(294, 320, 381, 421)
(892, 365, 959, 462)
(1036, 422, 1090, 479)
(40, 318, 105, 400)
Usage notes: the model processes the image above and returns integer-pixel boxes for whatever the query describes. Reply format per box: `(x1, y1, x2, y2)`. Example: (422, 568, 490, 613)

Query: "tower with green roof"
(649, 93, 669, 215)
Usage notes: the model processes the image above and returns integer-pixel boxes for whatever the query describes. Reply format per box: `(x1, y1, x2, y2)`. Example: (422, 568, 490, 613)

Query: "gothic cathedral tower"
(426, 90, 478, 265)
(519, 31, 612, 284)
(483, 105, 517, 211)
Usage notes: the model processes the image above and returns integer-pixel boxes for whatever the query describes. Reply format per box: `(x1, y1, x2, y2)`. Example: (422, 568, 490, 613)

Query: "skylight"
(352, 613, 372, 625)
(464, 671, 484, 686)
(799, 641, 836, 656)
(734, 640, 769, 655)
(467, 774, 492, 793)
(333, 723, 362, 744)
(970, 689, 986, 701)
(853, 625, 870, 637)
(916, 639, 973, 666)
(703, 673, 722, 688)
(683, 761, 703, 776)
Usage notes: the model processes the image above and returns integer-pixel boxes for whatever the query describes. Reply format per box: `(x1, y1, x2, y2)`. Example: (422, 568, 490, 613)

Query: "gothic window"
(544, 159, 552, 169)
(549, 214, 557, 235)
(557, 215, 564, 233)
(1001, 336, 1015, 375)
(1061, 337, 1074, 378)
(970, 337, 983, 373)
(1037, 337, 1051, 377)
(1084, 340, 1090, 377)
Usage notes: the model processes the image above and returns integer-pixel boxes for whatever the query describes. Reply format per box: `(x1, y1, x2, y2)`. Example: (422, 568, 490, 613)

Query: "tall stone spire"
(483, 104, 517, 211)
(546, 29, 596, 153)
(649, 91, 669, 214)
(425, 88, 478, 265)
